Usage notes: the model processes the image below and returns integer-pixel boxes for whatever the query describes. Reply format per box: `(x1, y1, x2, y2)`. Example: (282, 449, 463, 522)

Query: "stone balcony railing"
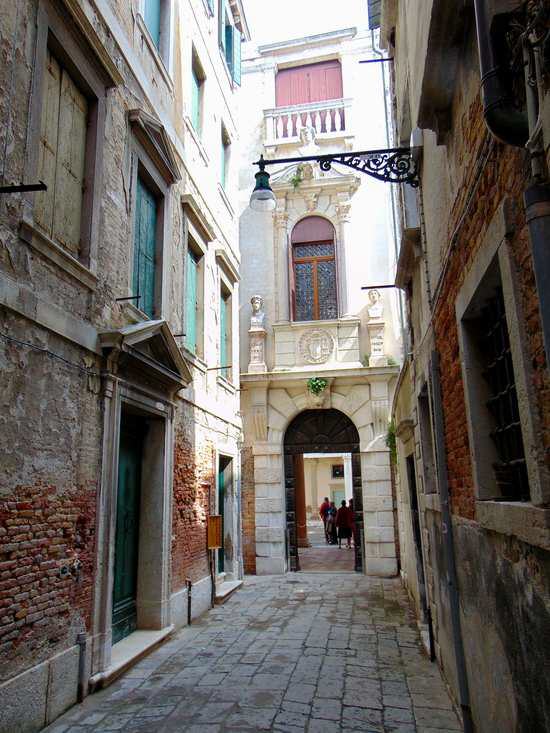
(264, 98, 353, 148)
(272, 318, 362, 372)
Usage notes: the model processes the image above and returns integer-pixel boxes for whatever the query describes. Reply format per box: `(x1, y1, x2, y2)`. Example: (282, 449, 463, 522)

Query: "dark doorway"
(218, 455, 233, 574)
(284, 409, 363, 572)
(112, 414, 146, 644)
(405, 454, 428, 619)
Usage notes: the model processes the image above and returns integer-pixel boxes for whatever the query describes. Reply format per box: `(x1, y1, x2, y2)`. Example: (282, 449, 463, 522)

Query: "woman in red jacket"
(335, 499, 353, 549)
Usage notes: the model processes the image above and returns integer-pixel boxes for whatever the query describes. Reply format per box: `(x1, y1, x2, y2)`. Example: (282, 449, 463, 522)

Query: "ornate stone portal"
(248, 296, 267, 373)
(299, 329, 334, 365)
(367, 289, 387, 367)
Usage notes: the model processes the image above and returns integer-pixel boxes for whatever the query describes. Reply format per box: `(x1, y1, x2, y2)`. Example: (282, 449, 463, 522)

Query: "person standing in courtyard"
(326, 501, 338, 544)
(319, 496, 331, 543)
(336, 499, 353, 549)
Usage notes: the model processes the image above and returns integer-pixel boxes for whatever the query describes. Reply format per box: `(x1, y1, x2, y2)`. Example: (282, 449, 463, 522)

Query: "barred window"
(478, 288, 529, 501)
(291, 216, 337, 322)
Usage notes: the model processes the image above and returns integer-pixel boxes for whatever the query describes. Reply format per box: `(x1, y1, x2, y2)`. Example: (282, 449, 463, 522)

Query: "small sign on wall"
(208, 515, 222, 549)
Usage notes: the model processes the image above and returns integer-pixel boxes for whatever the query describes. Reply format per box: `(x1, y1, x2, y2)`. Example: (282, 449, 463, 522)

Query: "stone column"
(344, 453, 353, 501)
(273, 207, 290, 322)
(295, 454, 310, 548)
(335, 194, 353, 318)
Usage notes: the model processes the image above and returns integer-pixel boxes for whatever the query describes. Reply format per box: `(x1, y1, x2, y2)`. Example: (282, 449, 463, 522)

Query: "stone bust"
(367, 289, 384, 320)
(298, 125, 319, 155)
(250, 295, 265, 328)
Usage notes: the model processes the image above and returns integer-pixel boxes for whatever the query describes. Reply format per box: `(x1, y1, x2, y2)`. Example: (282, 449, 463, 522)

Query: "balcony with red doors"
(264, 60, 354, 149)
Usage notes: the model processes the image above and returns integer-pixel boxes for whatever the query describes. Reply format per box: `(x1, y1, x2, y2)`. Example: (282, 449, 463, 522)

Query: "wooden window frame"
(21, 0, 111, 283)
(292, 240, 337, 322)
(137, 0, 174, 75)
(219, 274, 233, 384)
(183, 219, 207, 361)
(191, 50, 206, 136)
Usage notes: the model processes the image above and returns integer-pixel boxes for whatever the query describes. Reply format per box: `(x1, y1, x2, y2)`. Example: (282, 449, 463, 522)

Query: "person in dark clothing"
(319, 497, 331, 543)
(326, 501, 338, 545)
(348, 497, 357, 548)
(336, 499, 353, 549)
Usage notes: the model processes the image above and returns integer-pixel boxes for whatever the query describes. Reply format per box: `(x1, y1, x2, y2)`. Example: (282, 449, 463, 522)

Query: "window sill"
(181, 347, 207, 373)
(19, 218, 97, 291)
(476, 500, 550, 551)
(123, 301, 152, 323)
(217, 183, 235, 218)
(217, 374, 236, 393)
(136, 13, 174, 94)
(183, 116, 210, 166)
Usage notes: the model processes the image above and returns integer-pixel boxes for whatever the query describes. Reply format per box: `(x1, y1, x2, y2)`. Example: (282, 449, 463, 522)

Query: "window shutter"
(207, 0, 214, 14)
(144, 0, 161, 48)
(220, 136, 226, 188)
(232, 26, 241, 85)
(52, 68, 88, 256)
(218, 0, 224, 48)
(35, 52, 61, 238)
(133, 177, 157, 318)
(225, 22, 233, 67)
(185, 249, 198, 353)
(220, 295, 227, 377)
(191, 69, 200, 131)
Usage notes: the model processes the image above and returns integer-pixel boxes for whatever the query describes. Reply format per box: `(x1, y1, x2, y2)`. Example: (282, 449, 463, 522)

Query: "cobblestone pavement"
(44, 574, 462, 733)
(299, 522, 355, 573)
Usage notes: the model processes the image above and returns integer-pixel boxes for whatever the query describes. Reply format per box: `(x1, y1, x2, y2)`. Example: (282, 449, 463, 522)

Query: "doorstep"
(215, 579, 243, 605)
(89, 626, 174, 692)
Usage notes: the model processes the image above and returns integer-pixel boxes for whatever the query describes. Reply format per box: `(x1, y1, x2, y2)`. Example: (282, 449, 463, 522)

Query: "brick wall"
(431, 95, 550, 519)
(241, 447, 256, 574)
(0, 484, 96, 682)
(171, 413, 215, 591)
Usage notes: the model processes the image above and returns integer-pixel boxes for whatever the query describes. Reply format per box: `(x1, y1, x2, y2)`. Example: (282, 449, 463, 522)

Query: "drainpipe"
(473, 0, 529, 147)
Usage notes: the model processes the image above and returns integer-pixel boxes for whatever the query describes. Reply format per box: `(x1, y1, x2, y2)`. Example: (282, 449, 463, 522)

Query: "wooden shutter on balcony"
(276, 60, 343, 107)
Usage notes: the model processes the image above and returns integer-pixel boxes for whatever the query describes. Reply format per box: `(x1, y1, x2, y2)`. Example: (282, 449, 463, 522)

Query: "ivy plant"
(307, 377, 328, 395)
(290, 165, 304, 190)
(386, 420, 397, 465)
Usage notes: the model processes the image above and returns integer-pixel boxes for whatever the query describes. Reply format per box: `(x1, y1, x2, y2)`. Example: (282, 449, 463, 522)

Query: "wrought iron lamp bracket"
(254, 148, 419, 187)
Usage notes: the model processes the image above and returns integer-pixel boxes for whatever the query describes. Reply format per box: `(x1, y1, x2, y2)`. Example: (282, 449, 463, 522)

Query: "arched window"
(291, 216, 337, 321)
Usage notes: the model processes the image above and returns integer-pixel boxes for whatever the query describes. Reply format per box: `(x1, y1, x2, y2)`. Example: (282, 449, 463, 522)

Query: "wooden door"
(112, 421, 143, 644)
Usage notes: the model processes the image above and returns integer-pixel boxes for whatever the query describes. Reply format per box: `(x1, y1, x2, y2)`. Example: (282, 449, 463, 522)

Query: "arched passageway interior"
(284, 409, 363, 572)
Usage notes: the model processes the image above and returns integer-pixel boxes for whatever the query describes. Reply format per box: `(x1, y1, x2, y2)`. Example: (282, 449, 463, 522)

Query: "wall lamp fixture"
(249, 148, 419, 212)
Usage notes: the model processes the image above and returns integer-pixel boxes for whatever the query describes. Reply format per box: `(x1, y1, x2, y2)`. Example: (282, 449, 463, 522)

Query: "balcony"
(272, 318, 362, 372)
(264, 98, 353, 149)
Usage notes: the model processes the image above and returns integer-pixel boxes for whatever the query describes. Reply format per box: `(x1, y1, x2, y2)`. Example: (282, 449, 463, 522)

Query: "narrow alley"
(44, 575, 461, 733)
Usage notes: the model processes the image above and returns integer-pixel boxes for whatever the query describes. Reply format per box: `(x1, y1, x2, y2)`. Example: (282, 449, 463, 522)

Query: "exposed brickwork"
(431, 94, 550, 519)
(0, 483, 96, 682)
(171, 419, 215, 591)
(241, 447, 256, 575)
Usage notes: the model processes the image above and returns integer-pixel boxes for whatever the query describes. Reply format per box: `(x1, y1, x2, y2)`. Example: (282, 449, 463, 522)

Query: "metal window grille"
(480, 288, 530, 501)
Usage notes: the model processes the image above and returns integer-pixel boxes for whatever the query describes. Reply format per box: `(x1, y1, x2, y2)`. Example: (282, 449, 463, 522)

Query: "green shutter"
(232, 26, 241, 85)
(207, 0, 214, 13)
(218, 0, 225, 48)
(144, 0, 161, 49)
(225, 22, 233, 68)
(191, 68, 201, 132)
(220, 294, 227, 378)
(185, 249, 198, 353)
(133, 177, 157, 318)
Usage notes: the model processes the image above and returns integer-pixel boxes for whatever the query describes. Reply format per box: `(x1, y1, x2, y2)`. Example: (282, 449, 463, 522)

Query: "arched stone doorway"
(284, 409, 363, 572)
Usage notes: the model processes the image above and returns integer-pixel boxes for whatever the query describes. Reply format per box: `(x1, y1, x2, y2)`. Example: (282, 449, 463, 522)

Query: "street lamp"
(249, 156, 276, 211)
(249, 147, 419, 211)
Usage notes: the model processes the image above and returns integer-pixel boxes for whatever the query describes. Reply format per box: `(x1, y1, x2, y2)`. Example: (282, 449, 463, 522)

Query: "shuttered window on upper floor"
(275, 60, 343, 107)
(35, 50, 88, 257)
(133, 175, 158, 319)
(218, 0, 242, 85)
(144, 0, 161, 49)
(184, 247, 200, 354)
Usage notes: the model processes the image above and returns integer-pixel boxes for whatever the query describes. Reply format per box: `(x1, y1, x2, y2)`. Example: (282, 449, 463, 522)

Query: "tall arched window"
(291, 216, 337, 321)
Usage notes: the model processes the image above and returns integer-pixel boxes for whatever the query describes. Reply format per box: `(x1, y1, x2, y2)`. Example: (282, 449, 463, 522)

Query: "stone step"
(215, 579, 243, 605)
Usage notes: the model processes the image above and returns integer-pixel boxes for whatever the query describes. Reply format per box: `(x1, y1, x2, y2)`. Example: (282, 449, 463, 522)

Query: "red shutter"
(276, 60, 342, 107)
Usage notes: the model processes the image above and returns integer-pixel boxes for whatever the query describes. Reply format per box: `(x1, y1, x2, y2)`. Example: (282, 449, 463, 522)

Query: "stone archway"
(284, 409, 363, 572)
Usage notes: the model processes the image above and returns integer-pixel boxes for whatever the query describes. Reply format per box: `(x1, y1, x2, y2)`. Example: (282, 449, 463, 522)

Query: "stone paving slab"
(43, 574, 462, 732)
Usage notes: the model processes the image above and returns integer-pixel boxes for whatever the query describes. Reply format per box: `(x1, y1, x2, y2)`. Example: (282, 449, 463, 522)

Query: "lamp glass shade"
(250, 168, 276, 212)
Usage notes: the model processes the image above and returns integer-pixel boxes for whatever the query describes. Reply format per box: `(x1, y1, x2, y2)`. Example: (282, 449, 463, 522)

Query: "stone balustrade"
(264, 98, 352, 146)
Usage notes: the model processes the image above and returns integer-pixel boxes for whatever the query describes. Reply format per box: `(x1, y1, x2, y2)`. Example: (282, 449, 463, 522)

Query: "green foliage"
(387, 355, 398, 366)
(290, 165, 304, 190)
(361, 355, 370, 367)
(307, 377, 328, 396)
(386, 420, 397, 465)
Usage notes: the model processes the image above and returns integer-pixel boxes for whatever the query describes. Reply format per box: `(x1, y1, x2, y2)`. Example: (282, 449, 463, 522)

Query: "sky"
(243, 0, 368, 45)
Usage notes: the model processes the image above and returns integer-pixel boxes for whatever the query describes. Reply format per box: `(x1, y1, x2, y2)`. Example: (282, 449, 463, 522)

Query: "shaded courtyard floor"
(44, 574, 462, 733)
(299, 521, 355, 573)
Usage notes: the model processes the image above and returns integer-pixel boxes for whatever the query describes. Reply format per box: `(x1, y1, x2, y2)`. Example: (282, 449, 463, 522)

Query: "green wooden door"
(112, 421, 143, 644)
(133, 176, 157, 319)
(217, 465, 225, 573)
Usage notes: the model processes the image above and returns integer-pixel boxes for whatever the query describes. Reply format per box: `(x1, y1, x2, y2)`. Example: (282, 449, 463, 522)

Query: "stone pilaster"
(273, 206, 290, 322)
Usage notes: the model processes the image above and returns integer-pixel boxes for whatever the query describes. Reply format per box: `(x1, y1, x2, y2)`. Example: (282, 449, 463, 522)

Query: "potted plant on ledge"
(307, 376, 328, 407)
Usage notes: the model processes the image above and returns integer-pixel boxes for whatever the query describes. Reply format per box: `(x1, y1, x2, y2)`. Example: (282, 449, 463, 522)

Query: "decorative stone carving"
(367, 289, 384, 321)
(299, 329, 334, 364)
(298, 124, 319, 156)
(304, 192, 318, 212)
(335, 200, 352, 222)
(248, 295, 267, 373)
(301, 163, 314, 181)
(273, 209, 289, 229)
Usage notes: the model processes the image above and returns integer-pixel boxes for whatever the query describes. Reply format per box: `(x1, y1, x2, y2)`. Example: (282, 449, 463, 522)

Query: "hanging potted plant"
(307, 376, 328, 406)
